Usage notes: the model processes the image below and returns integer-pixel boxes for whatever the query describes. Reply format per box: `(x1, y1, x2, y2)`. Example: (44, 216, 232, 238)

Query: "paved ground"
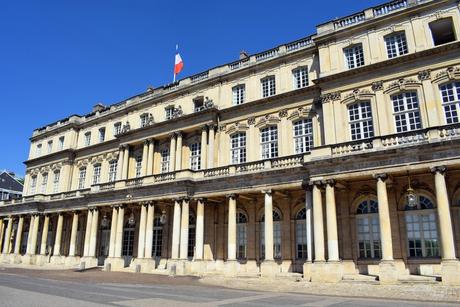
(0, 267, 459, 307)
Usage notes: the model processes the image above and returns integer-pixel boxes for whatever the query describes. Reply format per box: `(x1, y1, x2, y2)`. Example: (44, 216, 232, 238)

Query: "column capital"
(373, 173, 388, 181)
(143, 139, 150, 146)
(309, 180, 323, 187)
(431, 165, 447, 175)
(195, 197, 207, 203)
(261, 189, 273, 196)
(325, 179, 336, 187)
(201, 125, 208, 132)
(208, 123, 216, 130)
(181, 197, 190, 203)
(169, 132, 177, 140)
(176, 131, 183, 138)
(226, 193, 237, 200)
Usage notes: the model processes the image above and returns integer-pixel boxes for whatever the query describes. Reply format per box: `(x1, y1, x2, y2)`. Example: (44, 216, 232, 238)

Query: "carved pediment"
(287, 106, 315, 121)
(226, 121, 250, 134)
(320, 92, 341, 103)
(384, 78, 420, 94)
(255, 114, 281, 128)
(433, 66, 460, 84)
(341, 89, 374, 104)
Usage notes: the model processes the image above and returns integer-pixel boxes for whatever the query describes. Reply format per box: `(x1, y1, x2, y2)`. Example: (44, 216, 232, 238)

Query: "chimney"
(92, 103, 106, 113)
(239, 50, 249, 60)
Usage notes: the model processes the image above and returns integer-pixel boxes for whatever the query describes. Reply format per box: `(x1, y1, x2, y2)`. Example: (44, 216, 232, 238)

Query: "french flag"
(174, 45, 183, 81)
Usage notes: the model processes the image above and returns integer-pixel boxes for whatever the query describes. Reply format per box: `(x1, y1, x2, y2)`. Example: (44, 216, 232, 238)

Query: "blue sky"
(0, 0, 384, 177)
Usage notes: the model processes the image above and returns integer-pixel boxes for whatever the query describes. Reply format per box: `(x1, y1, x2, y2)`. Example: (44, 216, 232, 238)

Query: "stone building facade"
(1, 0, 460, 285)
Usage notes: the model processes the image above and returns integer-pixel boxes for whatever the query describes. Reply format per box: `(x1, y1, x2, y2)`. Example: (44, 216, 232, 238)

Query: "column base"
(378, 260, 399, 285)
(49, 255, 66, 265)
(21, 254, 37, 265)
(190, 259, 209, 276)
(11, 254, 22, 264)
(260, 260, 280, 278)
(167, 259, 189, 276)
(311, 261, 344, 283)
(131, 258, 156, 273)
(303, 261, 312, 281)
(224, 260, 238, 277)
(441, 259, 460, 286)
(80, 256, 98, 270)
(64, 256, 81, 267)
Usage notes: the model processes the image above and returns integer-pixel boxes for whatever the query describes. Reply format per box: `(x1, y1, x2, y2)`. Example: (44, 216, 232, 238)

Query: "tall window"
(41, 173, 48, 193)
(356, 199, 381, 259)
(189, 143, 201, 170)
(93, 164, 101, 185)
(440, 82, 460, 124)
(113, 122, 122, 136)
(293, 67, 309, 89)
(140, 114, 149, 128)
(165, 107, 174, 120)
(348, 101, 374, 140)
(344, 44, 365, 69)
(231, 133, 246, 164)
(261, 76, 276, 98)
(78, 167, 86, 189)
(122, 220, 135, 256)
(52, 171, 60, 194)
(295, 208, 308, 259)
(232, 85, 245, 105)
(405, 195, 439, 258)
(429, 18, 456, 46)
(260, 210, 282, 259)
(260, 126, 278, 159)
(392, 92, 422, 132)
(161, 149, 170, 173)
(98, 128, 105, 143)
(135, 156, 142, 178)
(293, 119, 313, 154)
(47, 141, 53, 153)
(385, 32, 408, 59)
(36, 144, 42, 156)
(84, 132, 91, 146)
(108, 160, 118, 182)
(152, 216, 163, 257)
(188, 214, 196, 258)
(58, 136, 65, 150)
(236, 211, 248, 260)
(30, 176, 37, 194)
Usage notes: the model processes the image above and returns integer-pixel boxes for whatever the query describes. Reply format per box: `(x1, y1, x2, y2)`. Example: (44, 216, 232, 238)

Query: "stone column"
(432, 167, 456, 260)
(179, 198, 190, 259)
(26, 216, 35, 255)
(0, 219, 4, 253)
(200, 126, 208, 170)
(171, 199, 181, 259)
(325, 181, 339, 261)
(312, 183, 325, 262)
(30, 215, 40, 255)
(264, 190, 274, 261)
(137, 204, 147, 259)
(83, 209, 93, 257)
(169, 134, 177, 172)
(13, 216, 24, 254)
(54, 214, 64, 256)
(195, 198, 205, 260)
(141, 140, 149, 176)
(108, 207, 118, 258)
(374, 174, 393, 261)
(227, 195, 237, 261)
(144, 203, 155, 258)
(89, 209, 99, 257)
(68, 212, 79, 257)
(117, 146, 125, 180)
(2, 217, 13, 254)
(175, 132, 183, 171)
(114, 206, 124, 258)
(122, 146, 130, 180)
(147, 139, 154, 176)
(305, 188, 313, 262)
(40, 215, 49, 255)
(208, 125, 215, 168)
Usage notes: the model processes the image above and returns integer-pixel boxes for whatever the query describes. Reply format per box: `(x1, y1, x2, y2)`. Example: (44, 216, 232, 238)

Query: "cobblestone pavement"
(0, 267, 459, 306)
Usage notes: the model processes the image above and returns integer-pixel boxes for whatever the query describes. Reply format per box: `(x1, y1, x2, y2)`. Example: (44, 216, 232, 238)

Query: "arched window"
(260, 209, 282, 260)
(404, 195, 439, 258)
(152, 216, 163, 258)
(236, 211, 248, 260)
(356, 199, 381, 259)
(188, 214, 196, 258)
(295, 208, 308, 259)
(293, 119, 313, 154)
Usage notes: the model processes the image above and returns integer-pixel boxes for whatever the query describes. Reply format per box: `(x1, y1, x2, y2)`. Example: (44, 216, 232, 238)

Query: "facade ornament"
(418, 70, 431, 81)
(204, 96, 214, 109)
(320, 91, 341, 103)
(121, 121, 131, 134)
(218, 124, 226, 132)
(247, 117, 256, 125)
(172, 106, 183, 118)
(385, 78, 419, 93)
(430, 165, 447, 175)
(147, 113, 154, 126)
(278, 109, 288, 118)
(371, 81, 384, 92)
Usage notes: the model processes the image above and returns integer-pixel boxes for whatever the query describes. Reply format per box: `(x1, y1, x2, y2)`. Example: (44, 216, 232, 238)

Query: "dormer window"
(84, 132, 91, 146)
(194, 97, 205, 112)
(344, 44, 365, 69)
(165, 106, 174, 120)
(429, 18, 456, 46)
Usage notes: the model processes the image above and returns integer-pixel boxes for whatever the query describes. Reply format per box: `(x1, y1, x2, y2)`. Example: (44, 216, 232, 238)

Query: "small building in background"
(0, 171, 23, 200)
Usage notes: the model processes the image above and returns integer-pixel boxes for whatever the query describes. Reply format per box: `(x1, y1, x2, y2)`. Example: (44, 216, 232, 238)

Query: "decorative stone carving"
(172, 106, 183, 118)
(371, 81, 384, 92)
(418, 70, 431, 81)
(385, 78, 419, 93)
(436, 66, 459, 81)
(247, 117, 256, 125)
(278, 109, 288, 118)
(204, 97, 214, 109)
(121, 121, 131, 134)
(320, 92, 341, 103)
(255, 114, 281, 128)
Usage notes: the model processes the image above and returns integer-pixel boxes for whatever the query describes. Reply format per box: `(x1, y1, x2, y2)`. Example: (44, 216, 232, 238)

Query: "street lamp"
(159, 210, 167, 225)
(406, 171, 417, 208)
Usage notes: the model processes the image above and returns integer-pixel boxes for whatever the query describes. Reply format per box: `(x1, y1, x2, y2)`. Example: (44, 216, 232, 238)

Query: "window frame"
(348, 101, 375, 141)
(292, 66, 309, 89)
(232, 84, 246, 105)
(84, 132, 91, 146)
(439, 82, 460, 124)
(78, 167, 86, 189)
(391, 91, 422, 133)
(261, 76, 276, 98)
(92, 164, 101, 185)
(160, 149, 170, 173)
(98, 127, 106, 143)
(260, 126, 278, 159)
(384, 32, 409, 59)
(189, 143, 201, 170)
(344, 44, 365, 69)
(230, 132, 247, 164)
(293, 118, 313, 154)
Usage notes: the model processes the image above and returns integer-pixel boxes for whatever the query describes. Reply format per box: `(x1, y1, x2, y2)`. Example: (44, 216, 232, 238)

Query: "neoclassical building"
(1, 0, 460, 285)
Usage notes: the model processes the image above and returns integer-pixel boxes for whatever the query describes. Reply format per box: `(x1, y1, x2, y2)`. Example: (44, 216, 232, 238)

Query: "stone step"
(237, 272, 261, 278)
(398, 274, 439, 284)
(275, 272, 303, 282)
(341, 274, 379, 284)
